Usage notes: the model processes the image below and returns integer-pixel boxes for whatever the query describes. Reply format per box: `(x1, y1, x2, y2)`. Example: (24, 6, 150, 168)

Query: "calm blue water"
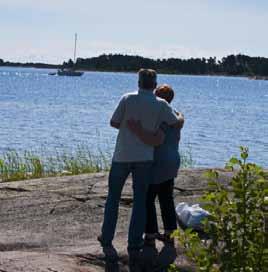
(0, 67, 267, 167)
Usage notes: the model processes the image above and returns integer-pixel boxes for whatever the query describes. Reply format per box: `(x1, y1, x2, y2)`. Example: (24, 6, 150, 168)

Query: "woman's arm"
(127, 120, 165, 146)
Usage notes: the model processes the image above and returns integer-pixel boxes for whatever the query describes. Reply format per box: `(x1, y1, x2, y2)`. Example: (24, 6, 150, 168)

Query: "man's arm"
(160, 101, 185, 129)
(170, 111, 184, 129)
(110, 96, 126, 129)
(127, 120, 165, 146)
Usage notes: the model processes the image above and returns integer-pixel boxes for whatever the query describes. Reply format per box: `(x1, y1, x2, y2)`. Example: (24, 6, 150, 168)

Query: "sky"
(0, 0, 268, 64)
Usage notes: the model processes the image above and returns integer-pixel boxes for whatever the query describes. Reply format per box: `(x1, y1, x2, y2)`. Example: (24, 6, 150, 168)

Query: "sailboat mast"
(74, 33, 77, 64)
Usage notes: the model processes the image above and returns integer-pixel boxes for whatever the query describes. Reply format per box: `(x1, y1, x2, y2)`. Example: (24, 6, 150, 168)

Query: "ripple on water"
(0, 67, 267, 167)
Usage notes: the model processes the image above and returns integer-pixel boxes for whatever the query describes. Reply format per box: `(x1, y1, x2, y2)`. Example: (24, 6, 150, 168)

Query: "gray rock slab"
(0, 169, 233, 271)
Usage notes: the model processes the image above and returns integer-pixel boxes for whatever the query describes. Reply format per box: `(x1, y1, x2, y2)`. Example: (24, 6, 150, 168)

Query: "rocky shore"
(0, 169, 234, 271)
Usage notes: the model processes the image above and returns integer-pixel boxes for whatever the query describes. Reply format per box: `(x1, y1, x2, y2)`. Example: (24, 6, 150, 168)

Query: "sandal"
(156, 233, 175, 246)
(144, 233, 157, 247)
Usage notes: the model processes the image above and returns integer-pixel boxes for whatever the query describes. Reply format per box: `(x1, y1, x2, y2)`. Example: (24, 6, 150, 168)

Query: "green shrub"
(172, 147, 268, 272)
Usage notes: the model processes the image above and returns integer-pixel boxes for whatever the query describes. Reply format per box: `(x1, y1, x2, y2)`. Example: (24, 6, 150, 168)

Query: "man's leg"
(101, 162, 130, 246)
(145, 184, 159, 234)
(144, 184, 159, 248)
(128, 162, 153, 250)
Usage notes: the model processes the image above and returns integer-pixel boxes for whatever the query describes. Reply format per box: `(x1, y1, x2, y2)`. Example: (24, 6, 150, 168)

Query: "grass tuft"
(0, 145, 193, 182)
(0, 146, 110, 182)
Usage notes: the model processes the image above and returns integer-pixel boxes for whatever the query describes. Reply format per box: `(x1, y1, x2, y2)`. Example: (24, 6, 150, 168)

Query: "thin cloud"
(1, 0, 267, 62)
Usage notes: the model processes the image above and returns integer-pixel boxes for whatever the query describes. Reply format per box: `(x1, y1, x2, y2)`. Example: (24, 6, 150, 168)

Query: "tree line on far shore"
(1, 54, 268, 76)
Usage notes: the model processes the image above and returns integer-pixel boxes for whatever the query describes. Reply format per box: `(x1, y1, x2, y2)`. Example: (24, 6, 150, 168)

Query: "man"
(99, 69, 184, 266)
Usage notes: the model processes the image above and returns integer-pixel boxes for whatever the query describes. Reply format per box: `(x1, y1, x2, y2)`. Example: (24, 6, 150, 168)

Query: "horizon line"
(1, 52, 268, 66)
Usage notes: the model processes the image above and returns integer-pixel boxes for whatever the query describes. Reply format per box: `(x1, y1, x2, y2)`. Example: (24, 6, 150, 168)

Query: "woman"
(127, 84, 184, 246)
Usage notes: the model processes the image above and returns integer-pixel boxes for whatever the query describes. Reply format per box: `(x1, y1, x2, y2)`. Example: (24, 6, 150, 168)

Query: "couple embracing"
(98, 69, 184, 269)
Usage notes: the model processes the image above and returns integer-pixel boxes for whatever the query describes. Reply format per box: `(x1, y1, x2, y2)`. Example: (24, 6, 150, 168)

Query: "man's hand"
(173, 111, 184, 129)
(110, 120, 120, 129)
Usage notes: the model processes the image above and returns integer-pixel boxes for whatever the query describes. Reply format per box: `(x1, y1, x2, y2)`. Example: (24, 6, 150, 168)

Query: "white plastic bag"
(176, 202, 210, 230)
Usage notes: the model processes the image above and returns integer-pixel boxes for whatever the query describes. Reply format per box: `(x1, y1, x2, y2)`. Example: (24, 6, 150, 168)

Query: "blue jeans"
(101, 161, 153, 250)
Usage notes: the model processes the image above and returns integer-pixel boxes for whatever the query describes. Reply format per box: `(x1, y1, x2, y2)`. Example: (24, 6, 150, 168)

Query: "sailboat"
(50, 34, 84, 77)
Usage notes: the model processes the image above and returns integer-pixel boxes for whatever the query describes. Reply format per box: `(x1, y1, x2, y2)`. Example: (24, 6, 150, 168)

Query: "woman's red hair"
(155, 84, 174, 103)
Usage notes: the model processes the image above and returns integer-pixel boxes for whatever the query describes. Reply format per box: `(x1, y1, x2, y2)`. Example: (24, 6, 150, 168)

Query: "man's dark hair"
(138, 69, 157, 90)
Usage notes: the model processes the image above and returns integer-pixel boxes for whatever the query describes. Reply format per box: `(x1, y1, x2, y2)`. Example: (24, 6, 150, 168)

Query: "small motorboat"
(48, 72, 57, 76)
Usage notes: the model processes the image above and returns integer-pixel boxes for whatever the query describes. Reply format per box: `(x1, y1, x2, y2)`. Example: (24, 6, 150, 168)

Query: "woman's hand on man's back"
(127, 119, 165, 147)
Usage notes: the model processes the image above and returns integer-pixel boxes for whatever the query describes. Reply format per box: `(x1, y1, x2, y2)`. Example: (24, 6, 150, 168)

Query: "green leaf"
(241, 152, 248, 160)
(229, 157, 239, 165)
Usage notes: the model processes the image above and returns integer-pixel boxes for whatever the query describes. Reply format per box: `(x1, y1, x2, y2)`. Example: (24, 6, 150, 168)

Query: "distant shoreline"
(1, 53, 268, 79)
(1, 65, 268, 80)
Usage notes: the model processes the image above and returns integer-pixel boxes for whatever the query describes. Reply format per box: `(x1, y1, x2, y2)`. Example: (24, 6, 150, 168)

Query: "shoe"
(153, 243, 177, 270)
(97, 235, 118, 262)
(103, 245, 119, 262)
(141, 244, 159, 270)
(156, 233, 175, 246)
(128, 249, 142, 272)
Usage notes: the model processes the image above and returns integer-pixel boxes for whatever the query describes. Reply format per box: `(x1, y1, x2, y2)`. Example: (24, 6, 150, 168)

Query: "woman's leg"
(158, 179, 177, 234)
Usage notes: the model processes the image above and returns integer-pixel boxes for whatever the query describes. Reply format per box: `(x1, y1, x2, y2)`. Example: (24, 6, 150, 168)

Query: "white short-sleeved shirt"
(111, 89, 179, 162)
